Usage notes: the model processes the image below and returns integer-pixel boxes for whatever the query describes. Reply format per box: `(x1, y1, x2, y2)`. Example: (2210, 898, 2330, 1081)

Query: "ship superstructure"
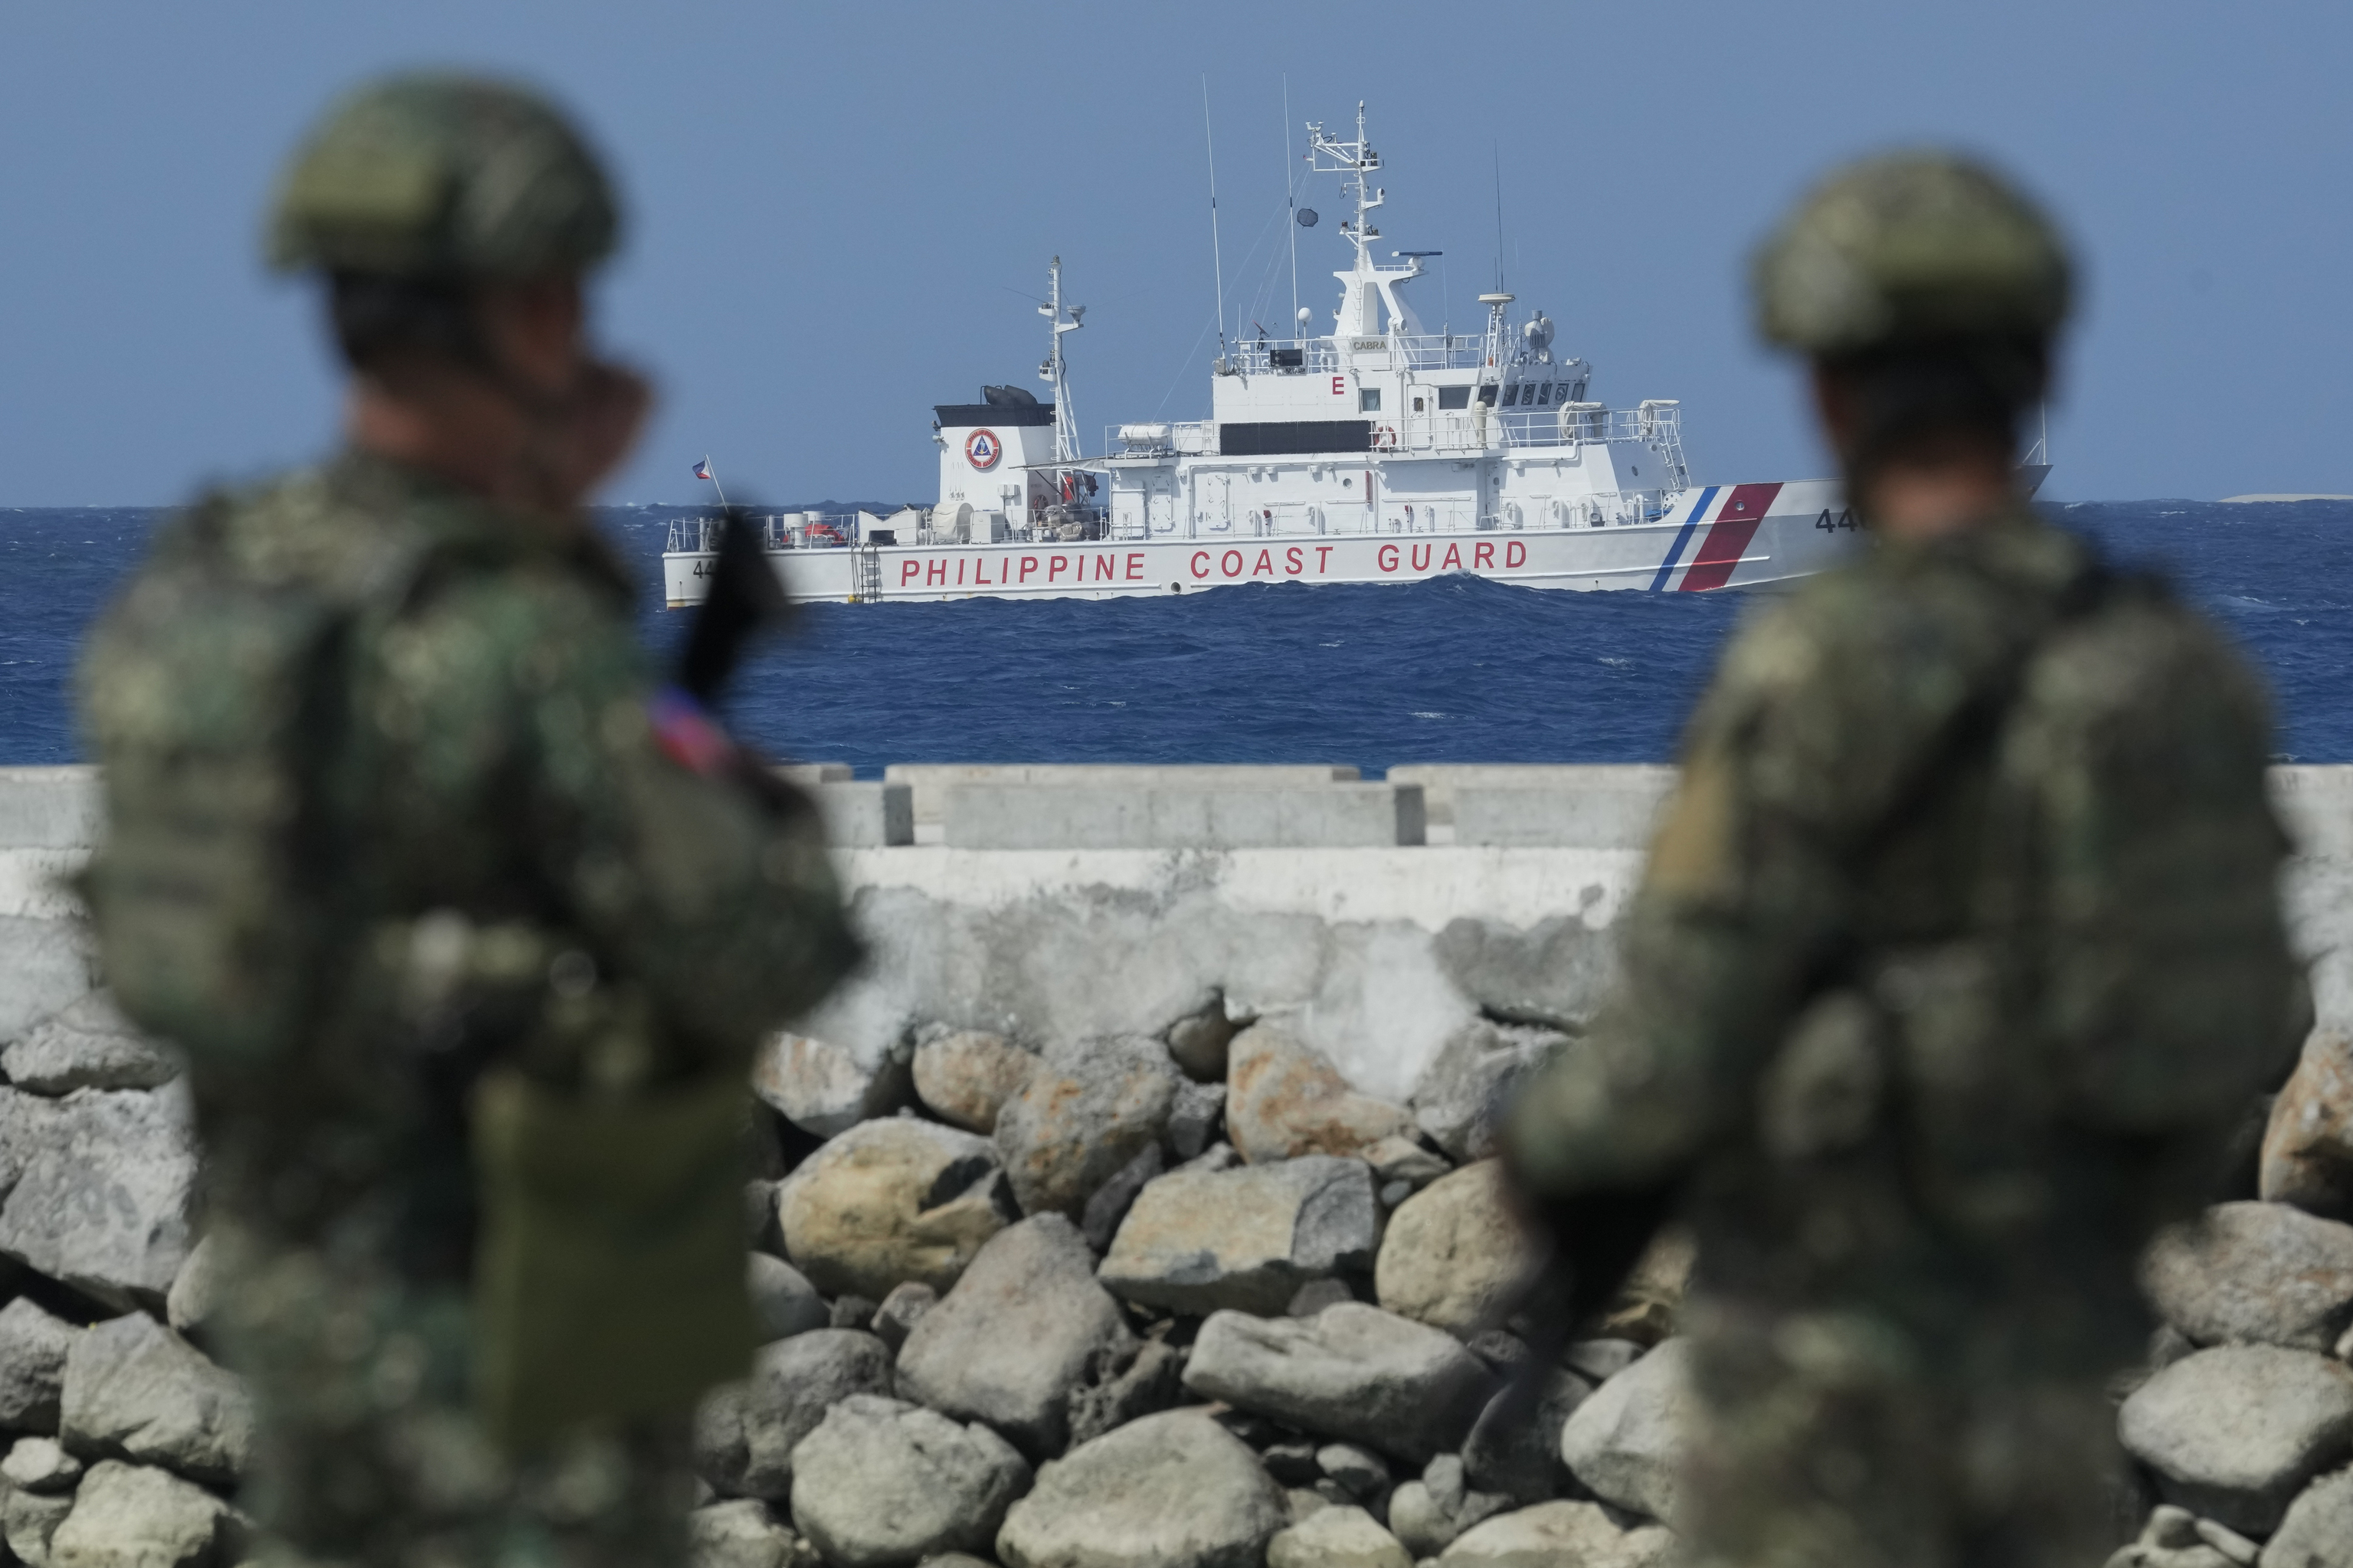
(665, 103, 2039, 608)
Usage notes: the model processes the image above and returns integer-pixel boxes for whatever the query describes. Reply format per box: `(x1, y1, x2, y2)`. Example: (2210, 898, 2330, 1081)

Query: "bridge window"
(1438, 385, 1471, 410)
(1477, 384, 1499, 406)
(1502, 385, 1520, 408)
(1360, 388, 1382, 412)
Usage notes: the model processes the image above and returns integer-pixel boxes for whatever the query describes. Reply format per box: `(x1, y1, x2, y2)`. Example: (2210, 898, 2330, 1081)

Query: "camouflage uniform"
(1507, 159, 2301, 1568)
(79, 79, 854, 1568)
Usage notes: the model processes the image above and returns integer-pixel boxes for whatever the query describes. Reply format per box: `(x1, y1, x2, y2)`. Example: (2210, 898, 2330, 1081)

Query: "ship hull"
(664, 477, 1859, 607)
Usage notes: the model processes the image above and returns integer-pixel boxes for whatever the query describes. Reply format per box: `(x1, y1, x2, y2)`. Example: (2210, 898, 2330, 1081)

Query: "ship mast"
(1039, 256, 1084, 463)
(1305, 103, 1422, 339)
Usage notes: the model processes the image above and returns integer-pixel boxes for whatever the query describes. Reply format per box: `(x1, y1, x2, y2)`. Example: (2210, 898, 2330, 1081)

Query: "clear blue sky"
(2, 1, 2347, 507)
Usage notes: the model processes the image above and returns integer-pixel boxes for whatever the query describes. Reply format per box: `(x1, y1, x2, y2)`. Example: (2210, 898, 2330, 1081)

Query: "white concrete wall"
(0, 765, 2342, 1108)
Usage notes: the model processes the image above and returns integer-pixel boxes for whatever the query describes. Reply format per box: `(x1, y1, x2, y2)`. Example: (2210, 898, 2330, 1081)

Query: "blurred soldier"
(1507, 155, 2302, 1567)
(77, 74, 856, 1566)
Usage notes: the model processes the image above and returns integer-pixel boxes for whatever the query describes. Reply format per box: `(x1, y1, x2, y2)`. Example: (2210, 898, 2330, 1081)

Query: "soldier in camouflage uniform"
(1507, 155, 2303, 1566)
(76, 74, 856, 1566)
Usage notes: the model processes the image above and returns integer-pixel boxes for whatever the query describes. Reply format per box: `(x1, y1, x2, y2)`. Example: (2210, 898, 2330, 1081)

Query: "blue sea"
(3, 500, 2347, 770)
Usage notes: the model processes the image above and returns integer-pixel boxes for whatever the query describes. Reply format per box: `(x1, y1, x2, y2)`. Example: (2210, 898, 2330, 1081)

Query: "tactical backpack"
(1809, 563, 2304, 1237)
(77, 486, 421, 1069)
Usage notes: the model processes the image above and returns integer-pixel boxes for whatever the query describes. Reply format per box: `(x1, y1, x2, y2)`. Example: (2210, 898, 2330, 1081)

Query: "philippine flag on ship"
(692, 457, 713, 481)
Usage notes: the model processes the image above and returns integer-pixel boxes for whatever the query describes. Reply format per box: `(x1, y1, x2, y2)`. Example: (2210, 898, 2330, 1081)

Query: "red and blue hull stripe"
(1648, 482, 1785, 592)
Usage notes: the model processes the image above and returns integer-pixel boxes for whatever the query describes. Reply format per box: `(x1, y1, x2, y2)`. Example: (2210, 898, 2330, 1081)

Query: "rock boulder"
(1226, 1026, 1414, 1165)
(911, 1028, 1038, 1134)
(2260, 1464, 2353, 1568)
(1100, 1156, 1380, 1318)
(0, 1295, 77, 1432)
(747, 1254, 830, 1344)
(2117, 1343, 2353, 1535)
(1182, 1303, 1496, 1465)
(2264, 1030, 2353, 1219)
(1375, 1161, 1546, 1339)
(1435, 1499, 1675, 1568)
(895, 1216, 1135, 1458)
(776, 1118, 1011, 1301)
(754, 1031, 911, 1139)
(48, 1458, 227, 1568)
(993, 1036, 1178, 1220)
(59, 1312, 251, 1488)
(0, 1086, 197, 1312)
(995, 1409, 1287, 1568)
(788, 1394, 1031, 1566)
(1557, 1339, 1693, 1523)
(698, 1329, 895, 1501)
(686, 1498, 815, 1568)
(1, 995, 178, 1096)
(2142, 1201, 2353, 1354)
(1265, 1503, 1412, 1568)
(1409, 1022, 1571, 1164)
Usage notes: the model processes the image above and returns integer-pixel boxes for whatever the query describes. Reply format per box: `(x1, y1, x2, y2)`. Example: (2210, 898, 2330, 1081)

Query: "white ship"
(664, 104, 2043, 609)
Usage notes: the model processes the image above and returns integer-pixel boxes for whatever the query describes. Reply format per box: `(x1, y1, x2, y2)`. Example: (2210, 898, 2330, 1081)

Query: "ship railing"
(1219, 338, 1342, 376)
(663, 512, 862, 553)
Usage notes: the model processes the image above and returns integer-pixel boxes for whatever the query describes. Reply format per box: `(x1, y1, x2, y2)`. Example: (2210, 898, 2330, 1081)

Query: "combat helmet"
(1751, 152, 2071, 358)
(267, 72, 619, 279)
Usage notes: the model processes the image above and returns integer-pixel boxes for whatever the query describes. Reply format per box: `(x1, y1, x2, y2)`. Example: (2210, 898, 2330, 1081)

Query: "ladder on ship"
(850, 545, 884, 603)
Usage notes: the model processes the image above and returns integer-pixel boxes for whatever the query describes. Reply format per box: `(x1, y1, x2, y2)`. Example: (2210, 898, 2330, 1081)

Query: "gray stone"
(1424, 1455, 1466, 1518)
(993, 1036, 1178, 1220)
(1079, 1144, 1163, 1253)
(896, 1215, 1135, 1458)
(1065, 1339, 1184, 1451)
(1317, 1443, 1390, 1501)
(1182, 1303, 1497, 1465)
(871, 1282, 937, 1356)
(1227, 1026, 1415, 1164)
(2196, 1517, 2261, 1566)
(787, 1394, 1031, 1567)
(832, 1295, 879, 1332)
(1462, 1370, 1589, 1505)
(1557, 1337, 1694, 1523)
(1099, 1157, 1381, 1318)
(2260, 1465, 2353, 1567)
(776, 1118, 1012, 1301)
(1435, 1500, 1675, 1568)
(1408, 1022, 1572, 1164)
(686, 1498, 812, 1568)
(0, 1086, 197, 1312)
(2110, 1504, 2240, 1568)
(748, 1254, 829, 1344)
(162, 1237, 218, 1337)
(1562, 1340, 1644, 1385)
(2263, 1030, 2353, 1221)
(1363, 1138, 1449, 1193)
(2119, 1344, 2353, 1535)
(1375, 1163, 1547, 1340)
(995, 1409, 1288, 1568)
(1285, 1488, 1331, 1525)
(2142, 1203, 2353, 1354)
(1386, 1481, 1455, 1559)
(1378, 1181, 1413, 1210)
(1167, 1080, 1227, 1162)
(48, 1458, 228, 1568)
(2, 995, 177, 1096)
(698, 1330, 895, 1501)
(1266, 1504, 1412, 1568)
(59, 1313, 251, 1487)
(911, 1027, 1038, 1135)
(754, 1030, 911, 1138)
(0, 1295, 77, 1432)
(1166, 1002, 1239, 1083)
(5, 1485, 75, 1567)
(3, 1435, 83, 1493)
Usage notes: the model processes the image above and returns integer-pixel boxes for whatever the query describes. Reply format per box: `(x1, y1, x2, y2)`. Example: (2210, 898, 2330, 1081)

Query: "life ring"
(807, 522, 845, 545)
(1371, 424, 1397, 450)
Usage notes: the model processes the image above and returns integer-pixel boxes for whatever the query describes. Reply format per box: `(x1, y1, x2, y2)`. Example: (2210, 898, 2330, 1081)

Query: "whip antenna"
(1203, 77, 1227, 361)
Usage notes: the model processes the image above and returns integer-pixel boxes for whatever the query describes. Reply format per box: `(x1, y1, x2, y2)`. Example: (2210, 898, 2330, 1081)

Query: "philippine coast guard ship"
(664, 105, 2044, 607)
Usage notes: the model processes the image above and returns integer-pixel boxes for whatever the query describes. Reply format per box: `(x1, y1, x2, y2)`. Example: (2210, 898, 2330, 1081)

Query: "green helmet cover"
(1752, 152, 2071, 355)
(267, 72, 620, 279)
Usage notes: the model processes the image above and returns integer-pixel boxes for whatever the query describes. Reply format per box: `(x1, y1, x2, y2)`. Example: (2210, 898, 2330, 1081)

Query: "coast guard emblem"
(965, 429, 1002, 470)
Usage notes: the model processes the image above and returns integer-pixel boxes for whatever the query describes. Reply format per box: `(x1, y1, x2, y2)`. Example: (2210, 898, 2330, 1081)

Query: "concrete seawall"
(1, 763, 2345, 1108)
